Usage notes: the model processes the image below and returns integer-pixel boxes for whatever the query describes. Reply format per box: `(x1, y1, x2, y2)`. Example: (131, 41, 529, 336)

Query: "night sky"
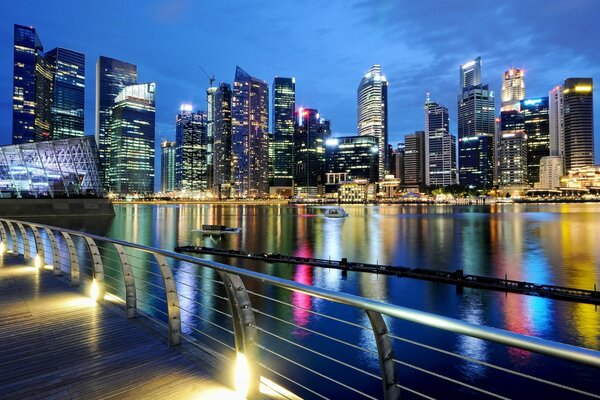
(1, 0, 598, 166)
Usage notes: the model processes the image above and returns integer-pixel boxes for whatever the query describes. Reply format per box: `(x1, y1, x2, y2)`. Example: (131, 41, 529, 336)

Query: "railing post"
(1, 220, 18, 254)
(0, 221, 7, 255)
(217, 271, 259, 398)
(83, 236, 105, 301)
(153, 254, 181, 346)
(30, 225, 45, 267)
(44, 228, 61, 276)
(114, 244, 136, 319)
(16, 222, 30, 261)
(60, 232, 80, 286)
(365, 310, 401, 400)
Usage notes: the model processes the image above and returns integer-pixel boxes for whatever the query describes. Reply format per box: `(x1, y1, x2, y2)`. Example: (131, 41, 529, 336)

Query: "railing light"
(235, 352, 251, 397)
(0, 242, 5, 255)
(34, 254, 42, 269)
(91, 279, 100, 301)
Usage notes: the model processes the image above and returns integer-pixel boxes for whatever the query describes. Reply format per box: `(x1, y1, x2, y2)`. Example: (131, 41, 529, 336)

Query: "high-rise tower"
(161, 140, 176, 193)
(357, 65, 388, 181)
(424, 95, 457, 186)
(213, 83, 233, 197)
(271, 77, 296, 194)
(293, 108, 328, 196)
(563, 78, 594, 170)
(501, 68, 526, 111)
(175, 105, 209, 191)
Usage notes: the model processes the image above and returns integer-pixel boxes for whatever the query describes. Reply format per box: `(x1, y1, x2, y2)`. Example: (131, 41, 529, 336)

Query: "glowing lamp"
(0, 242, 5, 255)
(34, 254, 42, 269)
(235, 352, 251, 397)
(90, 279, 100, 301)
(574, 85, 592, 93)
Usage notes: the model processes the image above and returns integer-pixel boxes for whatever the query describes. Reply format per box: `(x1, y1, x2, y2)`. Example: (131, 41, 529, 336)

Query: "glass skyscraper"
(271, 77, 296, 192)
(325, 136, 378, 184)
(424, 96, 457, 187)
(293, 108, 328, 196)
(206, 86, 217, 190)
(12, 24, 43, 144)
(175, 106, 209, 191)
(563, 78, 594, 170)
(161, 140, 176, 193)
(109, 83, 156, 195)
(521, 97, 550, 184)
(231, 66, 269, 198)
(96, 56, 138, 190)
(458, 57, 496, 189)
(498, 110, 527, 186)
(213, 83, 233, 197)
(357, 65, 388, 181)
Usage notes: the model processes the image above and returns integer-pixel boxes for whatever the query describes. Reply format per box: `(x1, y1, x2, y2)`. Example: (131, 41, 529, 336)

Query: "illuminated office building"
(501, 68, 525, 111)
(96, 56, 137, 189)
(206, 86, 217, 189)
(357, 65, 388, 180)
(109, 83, 156, 195)
(520, 97, 550, 184)
(498, 110, 527, 186)
(175, 106, 209, 191)
(213, 83, 233, 197)
(231, 66, 269, 197)
(404, 131, 426, 189)
(271, 77, 296, 193)
(425, 96, 457, 186)
(161, 140, 176, 193)
(293, 108, 328, 195)
(458, 57, 496, 188)
(325, 135, 378, 190)
(549, 85, 564, 160)
(563, 78, 594, 170)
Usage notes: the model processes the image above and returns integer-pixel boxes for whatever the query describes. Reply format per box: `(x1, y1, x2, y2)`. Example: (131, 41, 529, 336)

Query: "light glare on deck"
(34, 255, 42, 269)
(0, 242, 5, 255)
(234, 352, 250, 398)
(91, 279, 100, 301)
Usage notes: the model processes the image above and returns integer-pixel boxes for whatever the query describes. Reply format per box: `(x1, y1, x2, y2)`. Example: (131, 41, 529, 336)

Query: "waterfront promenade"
(0, 256, 233, 400)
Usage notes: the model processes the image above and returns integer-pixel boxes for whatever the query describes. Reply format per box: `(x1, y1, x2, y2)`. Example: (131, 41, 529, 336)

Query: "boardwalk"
(0, 255, 234, 400)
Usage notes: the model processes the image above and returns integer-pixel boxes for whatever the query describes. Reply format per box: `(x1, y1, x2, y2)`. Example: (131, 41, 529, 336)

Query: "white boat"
(192, 224, 241, 234)
(324, 207, 348, 218)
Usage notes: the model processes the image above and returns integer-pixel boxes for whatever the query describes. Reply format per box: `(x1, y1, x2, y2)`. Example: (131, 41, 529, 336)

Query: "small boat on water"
(193, 224, 241, 234)
(324, 207, 348, 218)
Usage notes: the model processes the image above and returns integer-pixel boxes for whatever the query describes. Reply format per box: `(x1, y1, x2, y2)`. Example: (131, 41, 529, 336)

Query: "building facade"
(501, 68, 525, 111)
(325, 136, 378, 186)
(213, 83, 233, 197)
(424, 97, 457, 186)
(549, 85, 564, 161)
(521, 97, 550, 184)
(403, 131, 426, 189)
(498, 110, 527, 186)
(109, 83, 156, 195)
(563, 78, 594, 171)
(271, 77, 296, 193)
(231, 66, 269, 197)
(160, 140, 176, 193)
(357, 65, 388, 180)
(96, 56, 138, 190)
(175, 106, 209, 191)
(0, 137, 102, 198)
(537, 156, 563, 189)
(293, 108, 328, 196)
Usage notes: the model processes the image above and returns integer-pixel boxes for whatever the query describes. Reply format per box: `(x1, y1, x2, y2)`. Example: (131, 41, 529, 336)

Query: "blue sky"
(1, 0, 598, 166)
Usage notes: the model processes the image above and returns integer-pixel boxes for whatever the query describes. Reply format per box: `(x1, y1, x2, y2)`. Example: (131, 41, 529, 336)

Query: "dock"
(175, 246, 600, 305)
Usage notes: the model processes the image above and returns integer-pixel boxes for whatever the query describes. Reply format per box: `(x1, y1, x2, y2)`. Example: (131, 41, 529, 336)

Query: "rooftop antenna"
(198, 66, 215, 87)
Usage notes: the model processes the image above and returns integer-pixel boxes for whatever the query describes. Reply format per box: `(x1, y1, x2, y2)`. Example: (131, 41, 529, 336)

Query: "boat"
(324, 207, 348, 218)
(192, 224, 241, 234)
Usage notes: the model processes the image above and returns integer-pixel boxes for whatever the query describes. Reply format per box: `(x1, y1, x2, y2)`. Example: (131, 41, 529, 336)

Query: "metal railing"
(0, 218, 598, 399)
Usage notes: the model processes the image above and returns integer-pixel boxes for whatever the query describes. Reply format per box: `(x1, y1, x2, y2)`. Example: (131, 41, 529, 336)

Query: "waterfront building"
(458, 57, 495, 189)
(393, 143, 405, 183)
(270, 77, 296, 196)
(293, 108, 328, 196)
(175, 105, 209, 192)
(13, 24, 43, 144)
(231, 66, 269, 197)
(12, 25, 85, 144)
(521, 97, 550, 184)
(338, 179, 371, 203)
(213, 83, 233, 198)
(325, 135, 378, 192)
(537, 156, 563, 190)
(549, 85, 564, 161)
(498, 110, 527, 186)
(357, 65, 388, 180)
(109, 83, 156, 195)
(563, 78, 594, 170)
(403, 131, 426, 189)
(96, 56, 138, 190)
(0, 137, 102, 198)
(501, 68, 525, 111)
(160, 140, 176, 193)
(424, 96, 457, 187)
(560, 165, 600, 190)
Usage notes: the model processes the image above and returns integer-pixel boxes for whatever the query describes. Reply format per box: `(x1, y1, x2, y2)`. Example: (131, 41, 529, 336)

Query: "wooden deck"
(0, 255, 235, 400)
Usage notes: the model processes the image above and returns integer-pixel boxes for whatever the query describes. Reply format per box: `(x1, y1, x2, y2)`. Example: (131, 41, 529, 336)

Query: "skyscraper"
(161, 140, 176, 193)
(521, 97, 550, 184)
(501, 68, 526, 111)
(498, 110, 527, 186)
(325, 136, 378, 184)
(109, 83, 156, 195)
(357, 65, 388, 181)
(213, 83, 233, 197)
(424, 96, 457, 186)
(175, 105, 209, 191)
(96, 56, 137, 190)
(231, 66, 269, 197)
(563, 78, 594, 170)
(206, 86, 217, 190)
(12, 24, 43, 144)
(458, 57, 496, 189)
(293, 108, 327, 195)
(549, 85, 564, 160)
(271, 77, 296, 194)
(404, 131, 426, 189)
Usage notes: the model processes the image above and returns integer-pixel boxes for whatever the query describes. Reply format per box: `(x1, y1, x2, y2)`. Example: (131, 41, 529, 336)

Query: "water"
(39, 203, 600, 399)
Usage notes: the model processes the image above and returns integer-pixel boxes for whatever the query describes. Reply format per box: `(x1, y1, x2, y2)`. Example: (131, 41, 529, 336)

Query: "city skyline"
(1, 2, 598, 145)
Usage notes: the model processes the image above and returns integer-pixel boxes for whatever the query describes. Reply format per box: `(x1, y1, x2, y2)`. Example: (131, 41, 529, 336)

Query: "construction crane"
(198, 66, 215, 87)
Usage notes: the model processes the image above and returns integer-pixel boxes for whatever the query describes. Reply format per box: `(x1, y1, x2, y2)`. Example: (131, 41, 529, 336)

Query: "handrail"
(1, 217, 599, 400)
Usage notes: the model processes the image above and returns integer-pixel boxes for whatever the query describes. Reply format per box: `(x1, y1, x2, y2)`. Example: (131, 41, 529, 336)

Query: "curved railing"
(0, 218, 599, 399)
